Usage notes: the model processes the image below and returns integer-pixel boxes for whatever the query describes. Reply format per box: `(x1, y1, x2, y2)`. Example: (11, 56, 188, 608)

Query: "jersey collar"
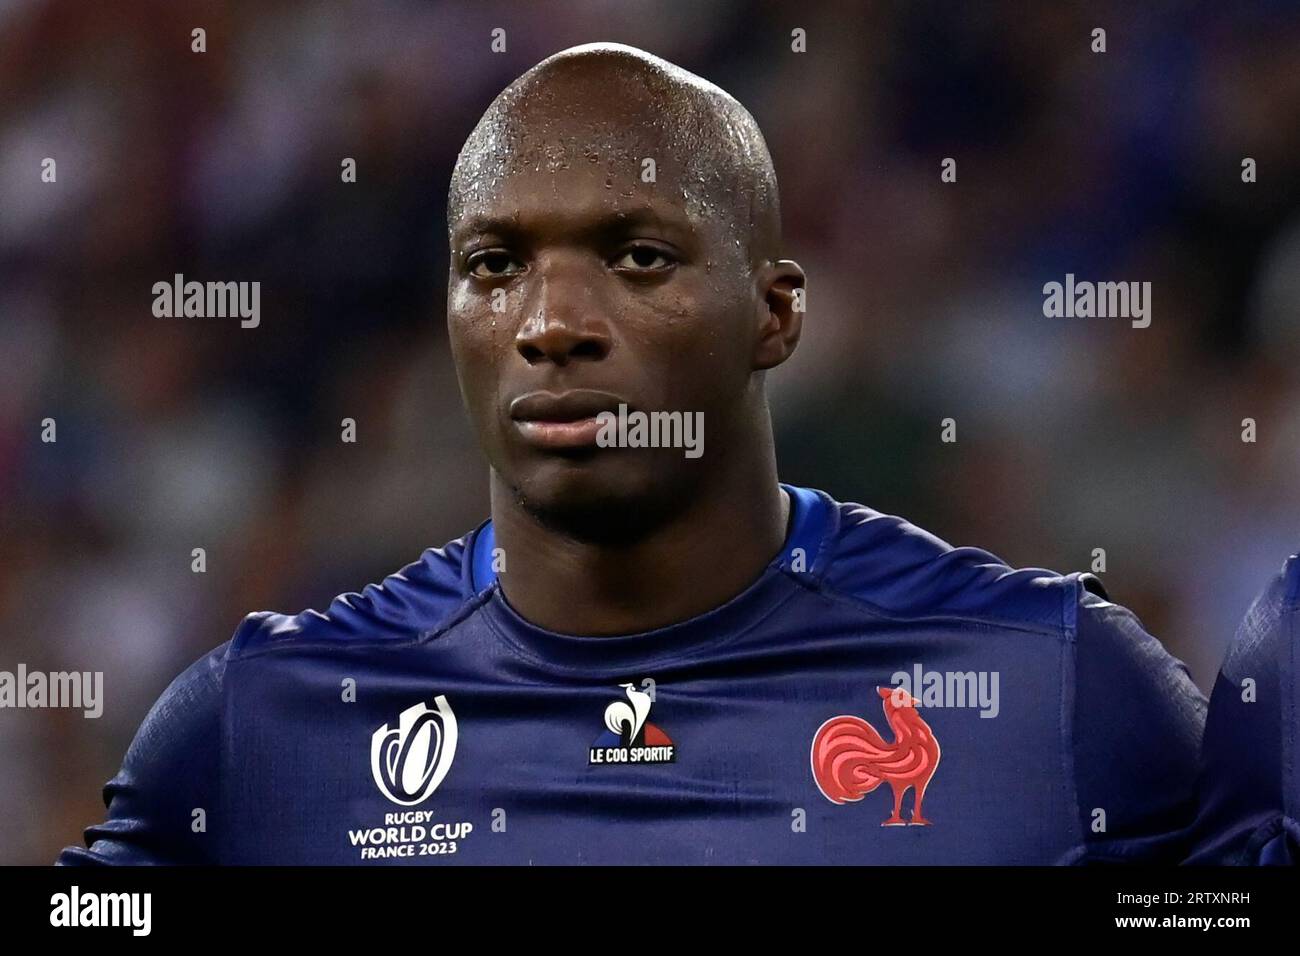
(467, 482, 830, 594)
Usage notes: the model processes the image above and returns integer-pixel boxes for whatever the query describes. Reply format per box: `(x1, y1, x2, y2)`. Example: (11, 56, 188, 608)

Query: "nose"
(515, 265, 611, 366)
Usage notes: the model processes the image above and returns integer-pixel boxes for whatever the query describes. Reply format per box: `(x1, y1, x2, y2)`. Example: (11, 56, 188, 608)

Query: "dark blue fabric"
(1185, 555, 1299, 864)
(58, 485, 1208, 864)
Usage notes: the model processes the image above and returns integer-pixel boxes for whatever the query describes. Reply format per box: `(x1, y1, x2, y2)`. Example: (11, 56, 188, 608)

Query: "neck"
(490, 436, 789, 636)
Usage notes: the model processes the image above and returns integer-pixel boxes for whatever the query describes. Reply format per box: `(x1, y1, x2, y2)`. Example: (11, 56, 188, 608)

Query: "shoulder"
(229, 529, 484, 659)
(812, 490, 1093, 636)
(1187, 554, 1300, 863)
(58, 527, 489, 864)
(57, 641, 230, 864)
(1218, 553, 1298, 687)
(802, 488, 1201, 692)
(1069, 587, 1207, 860)
(801, 487, 1206, 860)
(812, 484, 1204, 713)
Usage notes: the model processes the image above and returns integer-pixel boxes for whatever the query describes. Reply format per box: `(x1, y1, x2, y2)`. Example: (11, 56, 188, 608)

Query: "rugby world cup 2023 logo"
(370, 697, 459, 806)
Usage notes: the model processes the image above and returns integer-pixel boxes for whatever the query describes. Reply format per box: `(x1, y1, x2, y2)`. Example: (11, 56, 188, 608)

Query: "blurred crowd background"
(1, 0, 1297, 864)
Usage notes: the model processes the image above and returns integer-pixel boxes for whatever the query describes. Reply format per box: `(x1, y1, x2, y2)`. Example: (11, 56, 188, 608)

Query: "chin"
(506, 451, 691, 543)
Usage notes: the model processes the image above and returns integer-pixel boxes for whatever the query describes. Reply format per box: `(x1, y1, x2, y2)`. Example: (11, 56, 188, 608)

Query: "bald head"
(444, 44, 807, 541)
(448, 43, 782, 264)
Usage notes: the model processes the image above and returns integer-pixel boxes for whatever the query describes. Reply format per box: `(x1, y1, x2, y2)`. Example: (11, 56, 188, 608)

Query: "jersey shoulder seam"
(797, 568, 1077, 640)
(226, 589, 490, 663)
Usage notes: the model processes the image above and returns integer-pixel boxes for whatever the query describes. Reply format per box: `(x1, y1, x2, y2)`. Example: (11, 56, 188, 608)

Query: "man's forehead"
(449, 125, 716, 242)
(452, 114, 689, 205)
(447, 45, 780, 261)
(450, 192, 701, 245)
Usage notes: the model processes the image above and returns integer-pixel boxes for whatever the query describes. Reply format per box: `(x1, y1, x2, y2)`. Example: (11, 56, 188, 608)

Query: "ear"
(752, 259, 805, 371)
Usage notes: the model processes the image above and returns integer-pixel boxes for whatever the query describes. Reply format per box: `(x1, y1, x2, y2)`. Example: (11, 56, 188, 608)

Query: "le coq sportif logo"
(370, 696, 459, 806)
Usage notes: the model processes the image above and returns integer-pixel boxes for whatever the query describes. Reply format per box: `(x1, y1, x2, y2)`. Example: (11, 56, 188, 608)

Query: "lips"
(508, 389, 630, 450)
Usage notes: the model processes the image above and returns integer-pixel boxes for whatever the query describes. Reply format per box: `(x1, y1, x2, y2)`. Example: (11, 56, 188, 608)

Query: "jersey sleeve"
(1070, 585, 1208, 862)
(56, 640, 228, 865)
(1184, 556, 1300, 864)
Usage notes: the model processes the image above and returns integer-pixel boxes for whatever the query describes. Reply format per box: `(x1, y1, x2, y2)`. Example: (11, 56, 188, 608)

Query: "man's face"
(447, 104, 761, 530)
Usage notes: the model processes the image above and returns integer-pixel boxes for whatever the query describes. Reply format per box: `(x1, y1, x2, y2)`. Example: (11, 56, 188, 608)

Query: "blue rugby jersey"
(1185, 554, 1300, 864)
(58, 485, 1207, 864)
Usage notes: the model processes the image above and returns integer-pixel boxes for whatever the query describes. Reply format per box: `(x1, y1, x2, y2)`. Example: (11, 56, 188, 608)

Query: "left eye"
(611, 246, 674, 271)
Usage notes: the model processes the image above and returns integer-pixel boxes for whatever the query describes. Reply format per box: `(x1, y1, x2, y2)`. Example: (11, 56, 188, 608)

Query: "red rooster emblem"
(811, 687, 941, 826)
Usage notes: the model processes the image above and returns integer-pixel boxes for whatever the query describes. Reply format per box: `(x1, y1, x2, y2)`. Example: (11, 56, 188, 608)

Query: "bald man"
(61, 44, 1207, 865)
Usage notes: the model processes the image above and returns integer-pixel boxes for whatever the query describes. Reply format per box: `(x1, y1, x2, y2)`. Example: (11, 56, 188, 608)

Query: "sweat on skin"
(444, 42, 805, 636)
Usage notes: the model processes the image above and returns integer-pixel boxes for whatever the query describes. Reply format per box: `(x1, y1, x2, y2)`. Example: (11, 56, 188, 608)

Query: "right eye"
(467, 251, 524, 279)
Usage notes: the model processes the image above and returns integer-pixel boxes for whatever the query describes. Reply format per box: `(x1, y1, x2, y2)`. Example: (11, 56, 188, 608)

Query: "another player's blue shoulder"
(1218, 554, 1299, 690)
(231, 528, 484, 657)
(1186, 553, 1300, 864)
(800, 486, 1089, 636)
